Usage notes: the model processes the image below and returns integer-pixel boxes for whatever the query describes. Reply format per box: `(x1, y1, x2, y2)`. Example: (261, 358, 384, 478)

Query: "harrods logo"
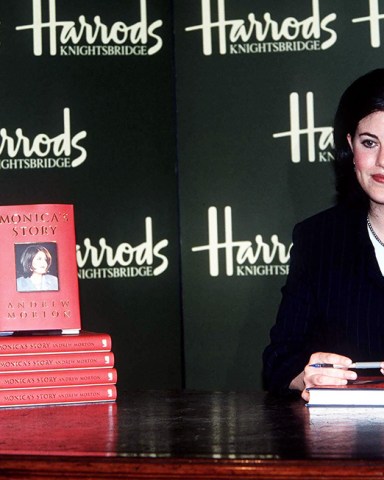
(185, 0, 337, 55)
(16, 0, 163, 56)
(192, 207, 291, 277)
(273, 92, 334, 163)
(352, 0, 384, 47)
(0, 108, 87, 171)
(76, 217, 169, 280)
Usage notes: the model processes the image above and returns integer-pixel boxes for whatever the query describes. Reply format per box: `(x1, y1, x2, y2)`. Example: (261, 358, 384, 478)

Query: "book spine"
(0, 367, 117, 388)
(0, 332, 112, 355)
(0, 352, 114, 372)
(0, 384, 117, 407)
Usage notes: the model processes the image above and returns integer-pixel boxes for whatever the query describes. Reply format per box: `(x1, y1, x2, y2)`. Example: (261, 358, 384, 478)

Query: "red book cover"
(0, 384, 117, 407)
(0, 204, 81, 333)
(0, 367, 117, 389)
(0, 331, 112, 355)
(0, 352, 114, 372)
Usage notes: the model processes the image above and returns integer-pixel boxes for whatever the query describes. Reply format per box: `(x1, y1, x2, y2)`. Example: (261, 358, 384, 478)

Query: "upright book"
(306, 377, 384, 406)
(0, 204, 81, 333)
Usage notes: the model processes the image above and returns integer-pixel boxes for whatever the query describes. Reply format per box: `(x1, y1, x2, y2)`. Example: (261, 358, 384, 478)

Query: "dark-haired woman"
(17, 245, 58, 292)
(263, 69, 384, 400)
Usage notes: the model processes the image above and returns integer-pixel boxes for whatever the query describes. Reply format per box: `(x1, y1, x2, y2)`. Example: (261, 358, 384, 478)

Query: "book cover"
(0, 367, 117, 389)
(306, 377, 384, 406)
(0, 351, 114, 372)
(0, 331, 112, 355)
(0, 204, 81, 333)
(0, 384, 117, 408)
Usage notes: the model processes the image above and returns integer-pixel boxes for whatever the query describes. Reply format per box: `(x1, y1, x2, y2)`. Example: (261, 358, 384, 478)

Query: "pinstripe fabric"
(262, 203, 384, 394)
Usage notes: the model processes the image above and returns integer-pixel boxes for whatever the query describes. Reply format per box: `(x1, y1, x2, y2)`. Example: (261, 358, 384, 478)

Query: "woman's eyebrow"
(358, 132, 378, 138)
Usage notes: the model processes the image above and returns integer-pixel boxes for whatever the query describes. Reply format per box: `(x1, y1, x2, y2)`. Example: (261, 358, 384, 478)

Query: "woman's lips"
(372, 174, 384, 183)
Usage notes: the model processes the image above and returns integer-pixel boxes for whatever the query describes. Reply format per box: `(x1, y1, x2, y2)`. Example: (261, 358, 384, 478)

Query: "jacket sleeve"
(262, 221, 323, 394)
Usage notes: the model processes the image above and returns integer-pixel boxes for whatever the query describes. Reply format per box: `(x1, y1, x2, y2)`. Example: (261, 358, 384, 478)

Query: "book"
(306, 377, 384, 406)
(0, 384, 117, 408)
(0, 367, 117, 389)
(0, 204, 81, 333)
(0, 351, 114, 372)
(0, 331, 112, 355)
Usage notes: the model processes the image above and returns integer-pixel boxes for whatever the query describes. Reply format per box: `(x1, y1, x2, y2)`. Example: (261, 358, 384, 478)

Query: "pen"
(309, 362, 383, 369)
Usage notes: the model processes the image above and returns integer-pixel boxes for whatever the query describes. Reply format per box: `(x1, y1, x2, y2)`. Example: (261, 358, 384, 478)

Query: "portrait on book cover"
(15, 242, 59, 292)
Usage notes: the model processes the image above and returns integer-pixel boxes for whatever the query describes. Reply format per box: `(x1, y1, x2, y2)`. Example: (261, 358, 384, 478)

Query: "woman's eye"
(362, 139, 377, 148)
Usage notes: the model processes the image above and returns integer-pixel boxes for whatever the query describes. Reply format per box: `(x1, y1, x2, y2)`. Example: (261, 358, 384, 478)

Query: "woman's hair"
(334, 68, 384, 205)
(20, 245, 52, 276)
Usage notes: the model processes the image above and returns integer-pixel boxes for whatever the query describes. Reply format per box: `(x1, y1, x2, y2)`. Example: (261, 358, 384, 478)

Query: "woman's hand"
(291, 352, 358, 401)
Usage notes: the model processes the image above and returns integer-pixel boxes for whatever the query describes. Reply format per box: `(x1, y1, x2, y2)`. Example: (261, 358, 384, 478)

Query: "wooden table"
(1, 390, 384, 478)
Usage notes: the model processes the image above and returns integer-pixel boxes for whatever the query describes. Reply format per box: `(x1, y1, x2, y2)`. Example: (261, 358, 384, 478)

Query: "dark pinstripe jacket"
(263, 203, 384, 394)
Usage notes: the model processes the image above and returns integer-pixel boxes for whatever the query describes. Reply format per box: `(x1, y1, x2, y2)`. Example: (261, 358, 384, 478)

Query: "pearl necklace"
(367, 216, 384, 247)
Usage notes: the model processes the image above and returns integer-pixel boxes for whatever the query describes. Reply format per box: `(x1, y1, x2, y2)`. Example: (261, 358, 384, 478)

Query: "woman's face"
(31, 251, 48, 275)
(348, 110, 384, 206)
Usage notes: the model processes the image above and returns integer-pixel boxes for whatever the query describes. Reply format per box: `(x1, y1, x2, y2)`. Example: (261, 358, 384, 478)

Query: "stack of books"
(0, 204, 117, 407)
(0, 331, 117, 407)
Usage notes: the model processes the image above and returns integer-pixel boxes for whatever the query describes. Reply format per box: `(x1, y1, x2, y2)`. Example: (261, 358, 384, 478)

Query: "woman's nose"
(376, 148, 384, 167)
